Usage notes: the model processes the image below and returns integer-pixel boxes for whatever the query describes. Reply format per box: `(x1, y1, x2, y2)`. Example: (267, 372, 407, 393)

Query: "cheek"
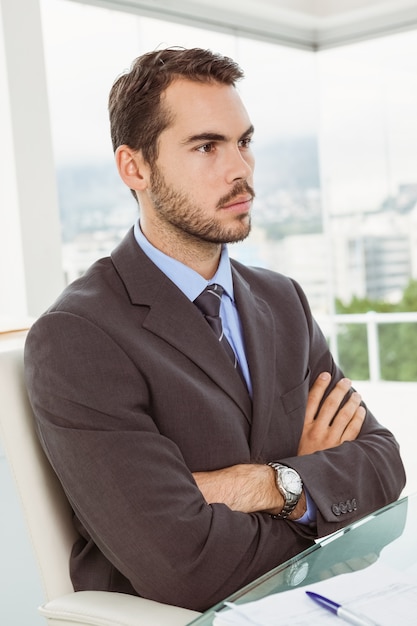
(246, 152, 255, 175)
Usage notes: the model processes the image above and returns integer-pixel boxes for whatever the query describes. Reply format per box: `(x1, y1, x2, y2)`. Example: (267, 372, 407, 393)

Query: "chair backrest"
(0, 331, 78, 601)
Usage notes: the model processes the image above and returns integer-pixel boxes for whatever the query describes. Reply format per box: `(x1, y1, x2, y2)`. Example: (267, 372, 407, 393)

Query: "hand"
(297, 373, 366, 456)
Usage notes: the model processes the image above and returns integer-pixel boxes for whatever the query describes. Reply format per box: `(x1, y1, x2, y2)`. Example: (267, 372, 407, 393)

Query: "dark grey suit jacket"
(24, 228, 406, 611)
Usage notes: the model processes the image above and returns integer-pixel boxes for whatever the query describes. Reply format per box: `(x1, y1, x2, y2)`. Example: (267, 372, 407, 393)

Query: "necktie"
(194, 284, 246, 385)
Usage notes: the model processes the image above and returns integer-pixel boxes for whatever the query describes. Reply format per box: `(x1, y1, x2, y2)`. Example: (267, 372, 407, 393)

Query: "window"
(40, 0, 321, 297)
(319, 32, 417, 305)
(40, 0, 417, 320)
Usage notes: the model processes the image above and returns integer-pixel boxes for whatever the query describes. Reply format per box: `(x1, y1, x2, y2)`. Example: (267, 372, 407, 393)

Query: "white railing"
(316, 311, 417, 382)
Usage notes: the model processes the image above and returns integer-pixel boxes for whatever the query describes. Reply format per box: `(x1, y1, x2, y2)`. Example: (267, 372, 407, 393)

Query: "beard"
(148, 166, 254, 245)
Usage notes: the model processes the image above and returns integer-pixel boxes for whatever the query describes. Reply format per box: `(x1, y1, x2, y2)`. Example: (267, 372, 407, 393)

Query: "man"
(24, 48, 405, 612)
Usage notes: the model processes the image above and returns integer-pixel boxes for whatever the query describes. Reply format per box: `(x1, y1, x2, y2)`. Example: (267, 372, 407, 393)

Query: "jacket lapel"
(111, 230, 252, 422)
(231, 266, 277, 457)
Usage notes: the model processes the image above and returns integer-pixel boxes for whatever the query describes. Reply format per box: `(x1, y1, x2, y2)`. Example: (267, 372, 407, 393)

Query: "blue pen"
(306, 591, 378, 626)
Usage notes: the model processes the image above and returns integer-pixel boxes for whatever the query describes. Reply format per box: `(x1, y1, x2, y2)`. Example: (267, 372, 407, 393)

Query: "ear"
(115, 145, 150, 192)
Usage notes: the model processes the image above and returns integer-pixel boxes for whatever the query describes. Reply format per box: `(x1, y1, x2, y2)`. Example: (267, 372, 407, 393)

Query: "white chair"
(0, 330, 201, 626)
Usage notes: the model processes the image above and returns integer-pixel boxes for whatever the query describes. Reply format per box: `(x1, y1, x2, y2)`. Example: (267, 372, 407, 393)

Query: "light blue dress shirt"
(133, 220, 316, 527)
(134, 220, 252, 394)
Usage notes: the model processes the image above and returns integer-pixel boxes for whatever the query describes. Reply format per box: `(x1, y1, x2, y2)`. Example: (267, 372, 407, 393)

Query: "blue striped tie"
(194, 284, 246, 385)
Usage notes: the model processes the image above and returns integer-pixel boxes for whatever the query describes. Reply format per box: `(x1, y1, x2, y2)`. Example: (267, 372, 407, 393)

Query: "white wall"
(0, 0, 64, 323)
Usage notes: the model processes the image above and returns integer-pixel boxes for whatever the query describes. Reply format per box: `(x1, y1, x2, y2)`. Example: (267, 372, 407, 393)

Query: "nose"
(225, 145, 254, 184)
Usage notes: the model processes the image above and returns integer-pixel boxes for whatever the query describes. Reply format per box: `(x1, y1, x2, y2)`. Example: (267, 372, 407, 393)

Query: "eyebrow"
(182, 124, 254, 145)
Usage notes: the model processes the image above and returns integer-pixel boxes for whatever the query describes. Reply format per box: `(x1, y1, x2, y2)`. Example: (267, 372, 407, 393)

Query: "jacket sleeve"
(283, 279, 406, 537)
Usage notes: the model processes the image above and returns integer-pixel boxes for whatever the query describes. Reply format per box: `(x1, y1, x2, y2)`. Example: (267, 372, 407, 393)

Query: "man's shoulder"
(230, 258, 295, 290)
(48, 255, 119, 315)
(45, 228, 147, 317)
(230, 258, 310, 316)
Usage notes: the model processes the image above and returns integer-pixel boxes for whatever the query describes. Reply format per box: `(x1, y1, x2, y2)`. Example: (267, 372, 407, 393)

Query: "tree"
(334, 280, 417, 381)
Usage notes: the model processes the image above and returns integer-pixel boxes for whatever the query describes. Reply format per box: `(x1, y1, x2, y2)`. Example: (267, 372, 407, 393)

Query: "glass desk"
(189, 492, 416, 625)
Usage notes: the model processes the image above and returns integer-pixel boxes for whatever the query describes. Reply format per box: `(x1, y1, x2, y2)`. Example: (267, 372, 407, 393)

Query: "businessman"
(25, 47, 406, 612)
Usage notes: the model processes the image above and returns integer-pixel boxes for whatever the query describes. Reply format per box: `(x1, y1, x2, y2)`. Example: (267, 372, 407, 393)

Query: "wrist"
(267, 462, 304, 519)
(263, 464, 285, 514)
(287, 490, 307, 520)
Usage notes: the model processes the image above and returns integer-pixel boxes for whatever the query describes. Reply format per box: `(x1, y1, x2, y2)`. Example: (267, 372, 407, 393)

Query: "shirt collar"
(134, 220, 234, 302)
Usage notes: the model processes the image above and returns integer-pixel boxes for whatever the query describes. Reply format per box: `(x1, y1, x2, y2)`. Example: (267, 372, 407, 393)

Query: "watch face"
(283, 468, 302, 495)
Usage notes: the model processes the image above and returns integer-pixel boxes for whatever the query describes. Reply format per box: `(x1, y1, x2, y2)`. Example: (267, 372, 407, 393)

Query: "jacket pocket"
(281, 369, 310, 417)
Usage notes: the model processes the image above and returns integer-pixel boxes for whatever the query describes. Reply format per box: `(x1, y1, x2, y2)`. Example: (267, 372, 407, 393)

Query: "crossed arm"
(193, 373, 366, 520)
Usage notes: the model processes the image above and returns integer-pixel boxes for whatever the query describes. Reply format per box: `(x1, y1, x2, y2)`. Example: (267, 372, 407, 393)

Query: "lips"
(221, 195, 253, 209)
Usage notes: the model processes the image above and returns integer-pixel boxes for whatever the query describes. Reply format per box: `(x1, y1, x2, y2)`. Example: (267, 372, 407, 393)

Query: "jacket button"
(339, 501, 347, 514)
(332, 503, 341, 516)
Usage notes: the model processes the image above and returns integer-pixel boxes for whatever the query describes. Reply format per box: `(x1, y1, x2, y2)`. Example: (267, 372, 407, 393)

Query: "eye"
(196, 143, 215, 153)
(239, 137, 253, 149)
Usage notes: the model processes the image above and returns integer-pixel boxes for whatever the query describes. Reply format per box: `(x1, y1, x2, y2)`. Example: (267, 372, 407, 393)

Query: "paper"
(213, 562, 417, 625)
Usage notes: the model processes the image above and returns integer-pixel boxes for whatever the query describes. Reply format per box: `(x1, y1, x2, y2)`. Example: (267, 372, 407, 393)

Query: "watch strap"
(268, 462, 302, 519)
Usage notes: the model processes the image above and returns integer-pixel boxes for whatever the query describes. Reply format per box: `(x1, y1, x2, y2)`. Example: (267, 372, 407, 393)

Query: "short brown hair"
(108, 47, 244, 165)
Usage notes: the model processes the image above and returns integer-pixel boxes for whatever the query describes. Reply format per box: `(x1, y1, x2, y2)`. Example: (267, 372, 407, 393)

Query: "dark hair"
(108, 47, 244, 165)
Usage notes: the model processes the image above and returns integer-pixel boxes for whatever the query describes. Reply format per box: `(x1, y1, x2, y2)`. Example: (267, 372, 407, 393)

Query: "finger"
(331, 390, 362, 425)
(327, 390, 363, 439)
(304, 372, 331, 424)
(314, 377, 353, 426)
(339, 404, 367, 442)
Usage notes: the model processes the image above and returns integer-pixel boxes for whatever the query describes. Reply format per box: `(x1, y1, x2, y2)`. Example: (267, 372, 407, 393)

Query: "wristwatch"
(268, 462, 303, 519)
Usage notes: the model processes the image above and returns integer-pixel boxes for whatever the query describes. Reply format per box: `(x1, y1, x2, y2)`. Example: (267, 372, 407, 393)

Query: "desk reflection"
(190, 495, 411, 625)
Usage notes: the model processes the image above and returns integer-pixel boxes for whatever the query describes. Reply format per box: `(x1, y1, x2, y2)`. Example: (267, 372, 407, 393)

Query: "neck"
(140, 217, 222, 280)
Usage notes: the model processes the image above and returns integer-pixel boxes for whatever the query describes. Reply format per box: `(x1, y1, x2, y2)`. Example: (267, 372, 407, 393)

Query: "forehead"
(161, 78, 251, 137)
